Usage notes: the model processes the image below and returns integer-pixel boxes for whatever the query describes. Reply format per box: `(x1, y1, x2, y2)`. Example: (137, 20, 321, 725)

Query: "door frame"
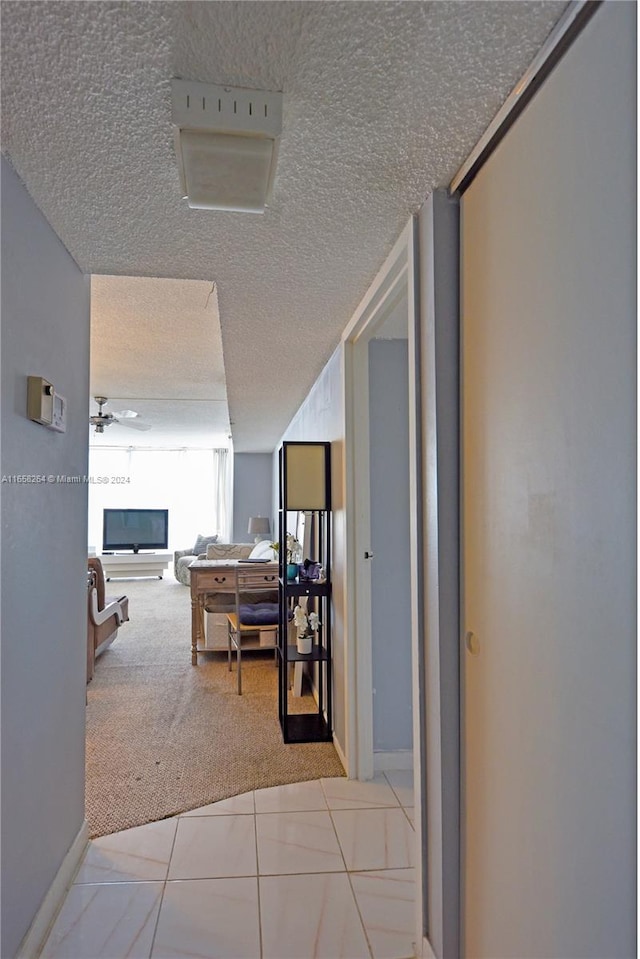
(342, 218, 428, 948)
(343, 195, 460, 958)
(343, 220, 419, 779)
(417, 191, 460, 959)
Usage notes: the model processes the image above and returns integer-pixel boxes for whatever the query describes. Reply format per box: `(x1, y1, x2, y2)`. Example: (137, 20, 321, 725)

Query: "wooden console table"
(189, 559, 279, 665)
(100, 552, 172, 580)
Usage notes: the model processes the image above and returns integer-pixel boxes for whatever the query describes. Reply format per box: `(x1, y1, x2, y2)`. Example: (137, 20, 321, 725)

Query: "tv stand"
(100, 551, 172, 581)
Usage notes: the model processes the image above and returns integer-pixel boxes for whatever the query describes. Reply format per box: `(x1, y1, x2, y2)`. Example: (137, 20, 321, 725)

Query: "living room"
(85, 271, 343, 832)
(85, 444, 348, 839)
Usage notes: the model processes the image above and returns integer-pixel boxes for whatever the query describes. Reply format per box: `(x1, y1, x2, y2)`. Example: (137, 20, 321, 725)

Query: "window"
(88, 447, 231, 550)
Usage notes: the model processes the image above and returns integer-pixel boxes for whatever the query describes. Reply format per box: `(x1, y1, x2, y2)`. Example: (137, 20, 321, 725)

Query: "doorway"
(343, 223, 419, 782)
(344, 196, 460, 958)
(368, 313, 413, 767)
(343, 219, 428, 951)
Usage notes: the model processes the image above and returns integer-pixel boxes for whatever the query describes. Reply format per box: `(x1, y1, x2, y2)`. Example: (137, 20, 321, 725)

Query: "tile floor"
(41, 771, 416, 959)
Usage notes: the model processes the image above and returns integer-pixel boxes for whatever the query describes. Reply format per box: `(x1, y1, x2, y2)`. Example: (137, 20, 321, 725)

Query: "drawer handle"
(214, 575, 226, 583)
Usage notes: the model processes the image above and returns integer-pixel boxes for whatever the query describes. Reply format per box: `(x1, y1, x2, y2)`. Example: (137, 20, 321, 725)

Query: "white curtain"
(213, 447, 232, 542)
(88, 447, 231, 551)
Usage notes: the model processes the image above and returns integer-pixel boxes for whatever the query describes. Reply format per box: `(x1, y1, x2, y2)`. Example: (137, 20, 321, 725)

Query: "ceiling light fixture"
(171, 79, 283, 214)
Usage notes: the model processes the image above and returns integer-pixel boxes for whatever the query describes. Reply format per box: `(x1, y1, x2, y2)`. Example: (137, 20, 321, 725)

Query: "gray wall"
(368, 339, 412, 752)
(1, 157, 90, 957)
(232, 452, 273, 543)
(461, 3, 636, 956)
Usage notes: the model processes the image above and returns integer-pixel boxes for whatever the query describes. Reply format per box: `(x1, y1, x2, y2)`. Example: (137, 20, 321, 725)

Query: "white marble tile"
(350, 869, 416, 959)
(151, 878, 260, 958)
(181, 791, 255, 817)
(332, 808, 415, 871)
(383, 769, 414, 808)
(168, 815, 257, 879)
(260, 873, 371, 959)
(321, 775, 400, 809)
(254, 779, 327, 813)
(256, 810, 345, 874)
(40, 881, 162, 958)
(75, 819, 178, 883)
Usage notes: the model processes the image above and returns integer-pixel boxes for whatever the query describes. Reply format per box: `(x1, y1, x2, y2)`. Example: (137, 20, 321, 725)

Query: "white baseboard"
(422, 934, 437, 959)
(332, 733, 348, 774)
(16, 819, 89, 959)
(373, 749, 414, 772)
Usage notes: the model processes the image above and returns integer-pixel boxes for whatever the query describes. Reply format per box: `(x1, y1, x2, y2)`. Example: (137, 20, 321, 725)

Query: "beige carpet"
(85, 577, 344, 838)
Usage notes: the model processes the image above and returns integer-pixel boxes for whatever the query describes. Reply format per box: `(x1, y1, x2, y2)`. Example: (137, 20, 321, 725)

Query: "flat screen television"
(102, 508, 168, 553)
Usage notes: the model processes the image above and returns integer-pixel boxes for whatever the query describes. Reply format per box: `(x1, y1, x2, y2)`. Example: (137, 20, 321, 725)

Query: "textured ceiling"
(90, 276, 230, 447)
(1, 0, 567, 451)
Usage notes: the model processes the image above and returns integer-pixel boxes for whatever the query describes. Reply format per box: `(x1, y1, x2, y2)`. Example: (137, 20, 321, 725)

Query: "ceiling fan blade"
(117, 418, 152, 431)
(114, 409, 139, 419)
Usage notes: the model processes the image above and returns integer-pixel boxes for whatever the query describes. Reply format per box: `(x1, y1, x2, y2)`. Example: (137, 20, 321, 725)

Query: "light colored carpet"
(85, 576, 344, 838)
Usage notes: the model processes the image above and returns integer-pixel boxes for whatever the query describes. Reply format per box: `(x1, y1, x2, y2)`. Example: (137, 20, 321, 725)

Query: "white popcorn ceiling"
(89, 275, 230, 447)
(1, 0, 567, 451)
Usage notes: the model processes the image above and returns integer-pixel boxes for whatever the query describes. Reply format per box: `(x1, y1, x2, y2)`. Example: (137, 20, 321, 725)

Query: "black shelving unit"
(278, 442, 332, 744)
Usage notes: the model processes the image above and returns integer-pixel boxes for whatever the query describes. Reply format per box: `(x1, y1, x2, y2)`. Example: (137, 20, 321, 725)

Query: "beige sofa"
(173, 534, 224, 585)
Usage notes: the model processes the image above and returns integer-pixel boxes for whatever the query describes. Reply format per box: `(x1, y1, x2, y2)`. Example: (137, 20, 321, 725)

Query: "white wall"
(368, 338, 412, 752)
(276, 346, 347, 757)
(1, 157, 90, 957)
(461, 4, 636, 956)
(233, 452, 273, 543)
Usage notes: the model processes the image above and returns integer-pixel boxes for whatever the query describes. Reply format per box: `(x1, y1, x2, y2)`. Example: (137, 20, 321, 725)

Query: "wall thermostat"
(27, 376, 67, 433)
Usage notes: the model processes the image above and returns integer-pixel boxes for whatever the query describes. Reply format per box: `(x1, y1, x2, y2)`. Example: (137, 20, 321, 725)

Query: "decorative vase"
(296, 632, 313, 655)
(286, 563, 298, 581)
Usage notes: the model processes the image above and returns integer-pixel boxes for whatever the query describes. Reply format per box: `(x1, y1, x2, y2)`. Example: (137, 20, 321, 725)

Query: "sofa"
(177, 540, 278, 650)
(173, 533, 222, 585)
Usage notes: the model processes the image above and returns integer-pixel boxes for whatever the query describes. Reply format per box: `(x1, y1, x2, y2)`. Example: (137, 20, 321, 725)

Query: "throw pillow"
(193, 533, 218, 555)
(249, 540, 276, 560)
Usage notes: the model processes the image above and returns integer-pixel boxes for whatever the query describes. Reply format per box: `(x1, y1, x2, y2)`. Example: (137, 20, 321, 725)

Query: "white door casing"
(343, 219, 426, 951)
(343, 222, 417, 781)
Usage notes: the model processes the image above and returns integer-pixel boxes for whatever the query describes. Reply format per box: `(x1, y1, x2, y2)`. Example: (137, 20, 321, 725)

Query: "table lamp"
(248, 516, 271, 543)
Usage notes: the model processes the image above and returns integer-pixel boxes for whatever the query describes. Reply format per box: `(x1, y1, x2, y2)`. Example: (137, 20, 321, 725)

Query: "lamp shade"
(281, 442, 330, 510)
(248, 516, 271, 537)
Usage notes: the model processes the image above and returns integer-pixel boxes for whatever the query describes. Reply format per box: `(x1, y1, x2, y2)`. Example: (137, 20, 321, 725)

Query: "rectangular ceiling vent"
(171, 79, 283, 214)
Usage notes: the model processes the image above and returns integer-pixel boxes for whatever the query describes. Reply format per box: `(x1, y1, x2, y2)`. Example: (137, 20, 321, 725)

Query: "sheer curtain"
(88, 447, 231, 550)
(213, 447, 232, 542)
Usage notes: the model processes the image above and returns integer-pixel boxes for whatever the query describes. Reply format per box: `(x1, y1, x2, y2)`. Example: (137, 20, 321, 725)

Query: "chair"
(87, 557, 129, 682)
(226, 565, 280, 694)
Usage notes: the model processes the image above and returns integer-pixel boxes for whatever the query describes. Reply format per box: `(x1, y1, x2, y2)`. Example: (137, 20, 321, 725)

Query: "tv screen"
(103, 508, 168, 553)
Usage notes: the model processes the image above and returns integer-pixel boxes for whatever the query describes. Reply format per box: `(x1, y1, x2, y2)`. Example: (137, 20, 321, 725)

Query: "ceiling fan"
(90, 396, 152, 434)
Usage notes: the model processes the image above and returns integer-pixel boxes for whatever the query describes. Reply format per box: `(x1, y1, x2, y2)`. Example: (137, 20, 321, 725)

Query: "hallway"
(41, 772, 415, 958)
